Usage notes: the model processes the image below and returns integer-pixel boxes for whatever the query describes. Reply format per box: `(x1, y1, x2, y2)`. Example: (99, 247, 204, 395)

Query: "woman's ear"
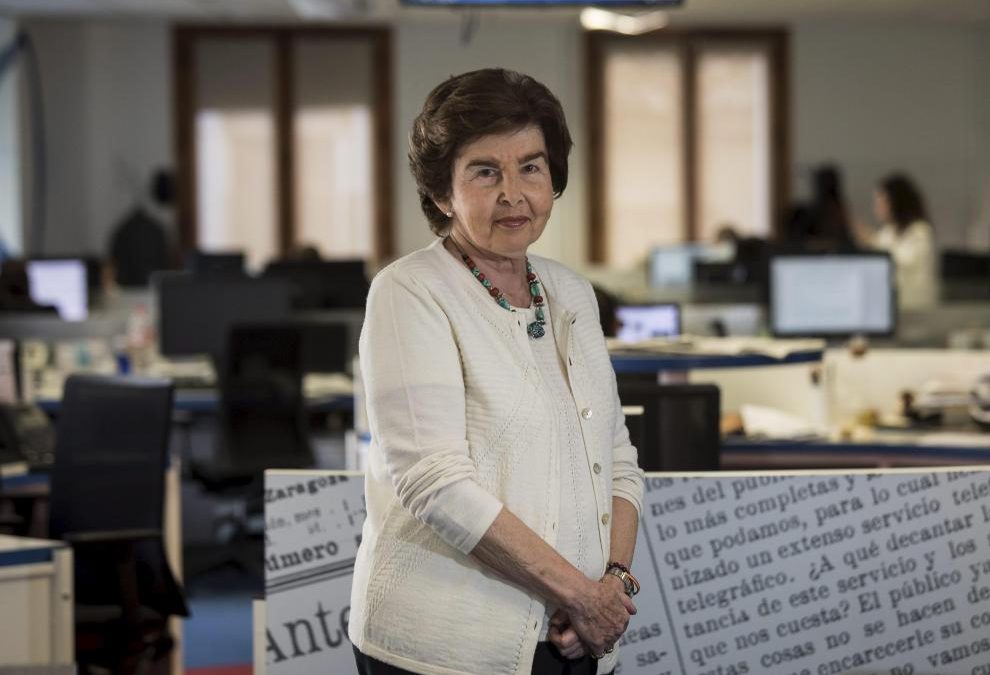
(434, 199, 453, 219)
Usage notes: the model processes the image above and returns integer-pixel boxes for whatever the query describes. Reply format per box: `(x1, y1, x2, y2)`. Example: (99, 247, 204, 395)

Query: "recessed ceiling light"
(580, 7, 669, 35)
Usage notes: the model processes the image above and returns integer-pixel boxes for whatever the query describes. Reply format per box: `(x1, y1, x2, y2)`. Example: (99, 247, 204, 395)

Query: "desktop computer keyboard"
(169, 375, 216, 390)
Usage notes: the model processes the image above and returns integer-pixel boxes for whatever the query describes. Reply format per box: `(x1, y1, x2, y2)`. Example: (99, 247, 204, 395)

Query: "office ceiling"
(0, 0, 989, 21)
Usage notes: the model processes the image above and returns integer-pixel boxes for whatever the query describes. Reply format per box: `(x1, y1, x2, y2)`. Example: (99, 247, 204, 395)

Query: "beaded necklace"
(450, 239, 547, 339)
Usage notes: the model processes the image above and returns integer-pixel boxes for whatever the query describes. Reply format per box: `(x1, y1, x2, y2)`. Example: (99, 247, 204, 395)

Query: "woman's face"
(873, 188, 892, 224)
(437, 125, 554, 260)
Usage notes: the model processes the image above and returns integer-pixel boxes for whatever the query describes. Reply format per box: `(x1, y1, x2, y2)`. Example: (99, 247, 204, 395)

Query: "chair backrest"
(617, 380, 720, 472)
(218, 323, 314, 473)
(300, 320, 349, 374)
(49, 375, 174, 539)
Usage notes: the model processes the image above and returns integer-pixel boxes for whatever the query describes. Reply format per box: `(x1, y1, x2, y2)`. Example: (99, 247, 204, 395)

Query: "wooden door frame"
(173, 24, 394, 262)
(585, 27, 789, 263)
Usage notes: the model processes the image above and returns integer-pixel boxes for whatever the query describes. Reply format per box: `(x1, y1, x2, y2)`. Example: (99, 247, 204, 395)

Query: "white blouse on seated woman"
(871, 219, 938, 310)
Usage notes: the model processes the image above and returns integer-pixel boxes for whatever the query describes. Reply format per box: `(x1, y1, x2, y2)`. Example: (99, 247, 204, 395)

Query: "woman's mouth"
(494, 217, 529, 229)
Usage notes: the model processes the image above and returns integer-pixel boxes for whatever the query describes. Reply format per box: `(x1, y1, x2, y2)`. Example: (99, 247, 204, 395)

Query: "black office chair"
(48, 374, 189, 675)
(617, 380, 721, 471)
(193, 323, 314, 484)
(299, 320, 350, 375)
(189, 323, 315, 574)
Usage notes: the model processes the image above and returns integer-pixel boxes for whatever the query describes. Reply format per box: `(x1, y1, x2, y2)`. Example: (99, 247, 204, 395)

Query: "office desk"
(0, 535, 73, 666)
(34, 390, 355, 416)
(0, 465, 184, 675)
(722, 432, 990, 469)
(609, 348, 823, 375)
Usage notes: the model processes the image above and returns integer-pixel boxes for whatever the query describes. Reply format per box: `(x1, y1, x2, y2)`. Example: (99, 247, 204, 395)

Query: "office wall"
(21, 20, 91, 254)
(0, 18, 22, 256)
(17, 15, 990, 267)
(791, 19, 988, 249)
(83, 21, 173, 256)
(21, 18, 172, 257)
(972, 27, 990, 250)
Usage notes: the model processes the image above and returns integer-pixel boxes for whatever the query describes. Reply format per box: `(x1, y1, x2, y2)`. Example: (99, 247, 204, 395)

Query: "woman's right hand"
(559, 577, 637, 657)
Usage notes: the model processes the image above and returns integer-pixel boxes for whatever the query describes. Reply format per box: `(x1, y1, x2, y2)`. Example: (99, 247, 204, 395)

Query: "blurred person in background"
(784, 164, 857, 252)
(854, 173, 938, 310)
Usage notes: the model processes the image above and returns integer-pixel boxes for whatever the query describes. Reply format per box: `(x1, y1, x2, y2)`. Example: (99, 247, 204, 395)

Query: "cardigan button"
(601, 513, 610, 526)
(593, 463, 601, 474)
(581, 407, 593, 420)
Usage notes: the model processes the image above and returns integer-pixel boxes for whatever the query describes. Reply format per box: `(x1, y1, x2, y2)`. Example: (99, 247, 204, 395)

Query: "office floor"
(179, 426, 348, 672)
(184, 562, 256, 671)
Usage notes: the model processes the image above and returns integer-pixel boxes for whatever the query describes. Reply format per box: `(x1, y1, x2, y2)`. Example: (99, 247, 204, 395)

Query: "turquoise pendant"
(527, 321, 546, 339)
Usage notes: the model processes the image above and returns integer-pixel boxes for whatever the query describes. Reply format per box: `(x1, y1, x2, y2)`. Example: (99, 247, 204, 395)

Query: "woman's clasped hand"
(548, 574, 637, 659)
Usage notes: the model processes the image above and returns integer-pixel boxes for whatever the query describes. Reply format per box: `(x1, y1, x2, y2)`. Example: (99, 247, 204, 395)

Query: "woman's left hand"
(548, 609, 586, 659)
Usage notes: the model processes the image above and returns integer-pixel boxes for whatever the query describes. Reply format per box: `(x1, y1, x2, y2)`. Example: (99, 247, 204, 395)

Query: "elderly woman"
(349, 68, 645, 675)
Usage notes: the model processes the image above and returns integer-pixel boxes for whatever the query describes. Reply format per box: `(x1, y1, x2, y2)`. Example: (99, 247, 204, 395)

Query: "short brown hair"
(408, 68, 573, 236)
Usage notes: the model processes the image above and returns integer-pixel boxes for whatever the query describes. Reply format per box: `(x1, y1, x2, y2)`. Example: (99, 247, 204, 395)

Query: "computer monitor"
(615, 304, 680, 342)
(769, 253, 896, 337)
(188, 251, 246, 277)
(648, 244, 724, 288)
(262, 259, 369, 309)
(25, 259, 88, 321)
(154, 273, 293, 362)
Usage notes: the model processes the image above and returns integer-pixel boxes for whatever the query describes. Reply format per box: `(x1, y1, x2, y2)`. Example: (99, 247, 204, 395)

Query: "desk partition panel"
(264, 467, 990, 675)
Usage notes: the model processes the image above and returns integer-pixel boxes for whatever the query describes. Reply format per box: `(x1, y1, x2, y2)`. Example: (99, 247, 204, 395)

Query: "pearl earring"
(446, 212, 453, 218)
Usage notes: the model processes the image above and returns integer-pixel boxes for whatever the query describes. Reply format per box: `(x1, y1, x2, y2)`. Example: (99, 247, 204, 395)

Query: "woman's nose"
(499, 172, 524, 205)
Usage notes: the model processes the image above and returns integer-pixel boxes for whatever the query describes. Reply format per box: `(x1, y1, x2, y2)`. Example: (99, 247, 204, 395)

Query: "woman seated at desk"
(854, 173, 938, 310)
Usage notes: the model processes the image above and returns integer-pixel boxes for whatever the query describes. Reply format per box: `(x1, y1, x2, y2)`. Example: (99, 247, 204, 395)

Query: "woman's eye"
(474, 168, 497, 179)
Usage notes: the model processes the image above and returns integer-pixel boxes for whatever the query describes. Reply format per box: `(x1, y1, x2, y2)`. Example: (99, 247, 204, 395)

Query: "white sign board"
(264, 471, 365, 673)
(266, 469, 990, 675)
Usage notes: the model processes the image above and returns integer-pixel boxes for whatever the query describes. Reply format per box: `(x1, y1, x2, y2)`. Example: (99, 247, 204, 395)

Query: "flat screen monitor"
(770, 253, 895, 337)
(26, 259, 88, 321)
(263, 259, 369, 309)
(615, 303, 680, 341)
(188, 251, 246, 277)
(649, 244, 722, 288)
(155, 273, 293, 360)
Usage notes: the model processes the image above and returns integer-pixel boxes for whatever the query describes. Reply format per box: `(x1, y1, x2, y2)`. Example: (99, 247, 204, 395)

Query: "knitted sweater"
(348, 238, 644, 675)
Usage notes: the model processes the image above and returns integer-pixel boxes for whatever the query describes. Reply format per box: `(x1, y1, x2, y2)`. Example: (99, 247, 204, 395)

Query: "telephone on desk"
(0, 403, 56, 470)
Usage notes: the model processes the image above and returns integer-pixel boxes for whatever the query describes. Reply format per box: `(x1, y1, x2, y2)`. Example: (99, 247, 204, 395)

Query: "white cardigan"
(348, 238, 644, 675)
(872, 220, 938, 310)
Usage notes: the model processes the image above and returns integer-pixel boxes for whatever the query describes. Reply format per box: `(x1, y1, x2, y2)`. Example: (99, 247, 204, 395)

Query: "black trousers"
(353, 643, 614, 675)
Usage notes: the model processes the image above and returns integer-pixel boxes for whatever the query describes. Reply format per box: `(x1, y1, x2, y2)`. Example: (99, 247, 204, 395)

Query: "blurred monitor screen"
(263, 259, 369, 309)
(649, 244, 725, 287)
(770, 254, 895, 337)
(155, 273, 293, 360)
(188, 251, 246, 277)
(26, 259, 88, 321)
(616, 304, 680, 341)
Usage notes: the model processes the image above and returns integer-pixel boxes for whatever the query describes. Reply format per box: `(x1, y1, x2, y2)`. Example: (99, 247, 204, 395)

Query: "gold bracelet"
(602, 567, 638, 597)
(604, 562, 641, 596)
